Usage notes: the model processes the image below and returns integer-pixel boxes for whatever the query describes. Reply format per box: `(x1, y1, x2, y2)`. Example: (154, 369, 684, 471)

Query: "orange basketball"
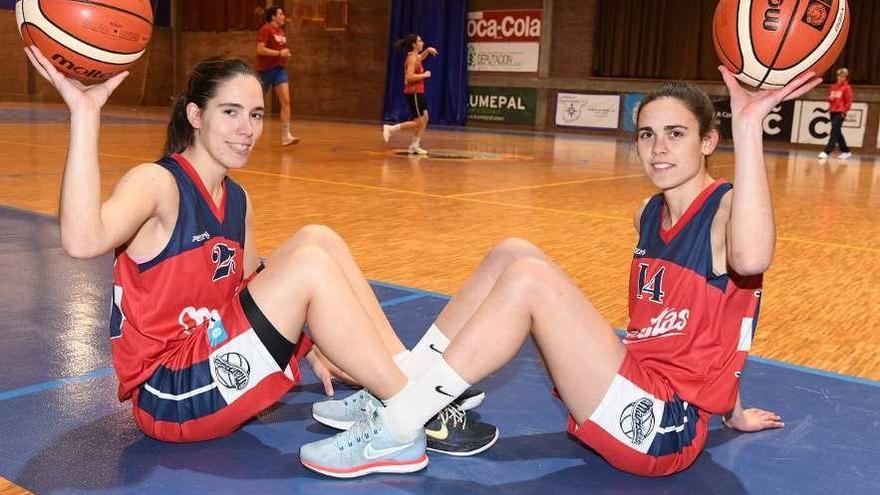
(713, 0, 849, 89)
(16, 0, 154, 84)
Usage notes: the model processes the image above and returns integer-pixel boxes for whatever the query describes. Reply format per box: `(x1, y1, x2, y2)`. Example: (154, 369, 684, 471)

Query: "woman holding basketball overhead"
(21, 45, 501, 468)
(301, 67, 822, 477)
(382, 34, 437, 155)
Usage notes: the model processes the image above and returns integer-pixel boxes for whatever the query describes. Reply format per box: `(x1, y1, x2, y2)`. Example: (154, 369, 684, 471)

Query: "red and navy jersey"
(625, 179, 763, 415)
(109, 153, 248, 401)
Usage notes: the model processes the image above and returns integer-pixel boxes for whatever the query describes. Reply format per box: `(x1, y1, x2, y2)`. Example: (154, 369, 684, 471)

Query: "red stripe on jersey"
(173, 153, 227, 223)
(659, 179, 725, 244)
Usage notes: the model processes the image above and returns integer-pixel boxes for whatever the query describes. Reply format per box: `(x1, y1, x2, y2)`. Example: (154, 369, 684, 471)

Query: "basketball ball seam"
(758, 0, 805, 87)
(21, 23, 132, 66)
(770, 2, 845, 71)
(66, 0, 154, 26)
(34, 0, 150, 57)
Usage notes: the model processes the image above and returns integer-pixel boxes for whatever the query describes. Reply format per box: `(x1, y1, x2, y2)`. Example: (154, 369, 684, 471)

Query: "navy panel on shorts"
(137, 361, 226, 423)
(646, 394, 701, 457)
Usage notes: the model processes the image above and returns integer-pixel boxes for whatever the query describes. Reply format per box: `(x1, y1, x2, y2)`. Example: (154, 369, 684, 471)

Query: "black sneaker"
(453, 387, 485, 411)
(424, 404, 499, 456)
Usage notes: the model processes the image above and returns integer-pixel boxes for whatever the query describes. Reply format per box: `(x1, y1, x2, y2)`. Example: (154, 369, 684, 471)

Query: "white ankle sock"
(281, 123, 291, 137)
(392, 350, 411, 369)
(397, 324, 449, 380)
(382, 356, 470, 440)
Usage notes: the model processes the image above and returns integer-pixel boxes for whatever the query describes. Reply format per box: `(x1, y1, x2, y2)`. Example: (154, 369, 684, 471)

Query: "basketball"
(713, 0, 849, 89)
(15, 0, 154, 84)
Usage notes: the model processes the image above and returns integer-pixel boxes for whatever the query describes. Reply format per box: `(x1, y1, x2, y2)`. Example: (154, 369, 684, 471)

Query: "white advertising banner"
(467, 10, 542, 72)
(555, 93, 621, 129)
(791, 100, 869, 148)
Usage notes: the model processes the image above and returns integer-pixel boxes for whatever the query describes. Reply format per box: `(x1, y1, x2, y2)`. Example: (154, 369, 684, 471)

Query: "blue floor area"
(0, 107, 163, 124)
(1, 204, 878, 494)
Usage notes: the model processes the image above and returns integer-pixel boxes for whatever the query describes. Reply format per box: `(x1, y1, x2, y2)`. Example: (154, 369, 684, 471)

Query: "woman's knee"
(269, 244, 335, 284)
(487, 237, 546, 269)
(497, 257, 560, 300)
(291, 224, 345, 251)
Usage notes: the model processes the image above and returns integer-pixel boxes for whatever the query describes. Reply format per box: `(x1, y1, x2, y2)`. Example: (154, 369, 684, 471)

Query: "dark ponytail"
(393, 34, 419, 52)
(163, 58, 259, 156)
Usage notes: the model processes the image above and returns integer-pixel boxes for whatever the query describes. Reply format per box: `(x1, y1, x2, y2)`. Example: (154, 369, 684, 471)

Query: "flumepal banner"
(467, 10, 542, 72)
(468, 86, 537, 125)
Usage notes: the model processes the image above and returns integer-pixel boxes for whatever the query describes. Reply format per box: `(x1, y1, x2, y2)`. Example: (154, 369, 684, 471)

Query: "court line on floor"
(232, 168, 635, 222)
(0, 290, 426, 403)
(339, 281, 880, 387)
(3, 143, 878, 253)
(447, 174, 647, 198)
(776, 236, 880, 253)
(0, 368, 115, 402)
(2, 278, 877, 404)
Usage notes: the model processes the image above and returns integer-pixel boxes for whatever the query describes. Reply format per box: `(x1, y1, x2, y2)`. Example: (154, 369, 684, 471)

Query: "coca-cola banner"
(467, 10, 542, 72)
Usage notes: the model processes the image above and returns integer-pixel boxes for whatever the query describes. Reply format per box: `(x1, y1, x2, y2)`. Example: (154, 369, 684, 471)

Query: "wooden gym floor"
(0, 102, 877, 382)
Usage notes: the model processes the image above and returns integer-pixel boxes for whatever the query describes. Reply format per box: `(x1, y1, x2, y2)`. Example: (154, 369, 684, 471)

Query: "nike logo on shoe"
(435, 385, 454, 398)
(425, 421, 449, 440)
(363, 442, 414, 460)
(428, 344, 444, 354)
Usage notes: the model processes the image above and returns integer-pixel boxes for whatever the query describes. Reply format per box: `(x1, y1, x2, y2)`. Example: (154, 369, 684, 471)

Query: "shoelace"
(342, 390, 370, 409)
(437, 403, 466, 429)
(336, 410, 380, 451)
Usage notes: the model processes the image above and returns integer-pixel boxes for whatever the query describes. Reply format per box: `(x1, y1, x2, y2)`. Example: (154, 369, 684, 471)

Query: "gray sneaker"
(312, 387, 486, 430)
(300, 409, 428, 478)
(312, 389, 377, 430)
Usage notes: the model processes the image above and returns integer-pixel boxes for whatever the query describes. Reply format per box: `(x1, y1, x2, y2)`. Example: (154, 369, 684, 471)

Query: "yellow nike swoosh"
(425, 421, 449, 440)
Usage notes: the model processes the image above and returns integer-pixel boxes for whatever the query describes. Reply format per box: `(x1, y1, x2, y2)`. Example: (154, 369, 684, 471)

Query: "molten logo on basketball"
(763, 0, 783, 31)
(619, 398, 656, 446)
(50, 53, 112, 81)
(803, 1, 831, 30)
(213, 352, 251, 390)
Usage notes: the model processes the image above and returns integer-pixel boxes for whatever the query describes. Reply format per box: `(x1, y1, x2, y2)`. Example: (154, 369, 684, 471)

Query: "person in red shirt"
(256, 6, 299, 146)
(818, 67, 853, 160)
(382, 34, 437, 155)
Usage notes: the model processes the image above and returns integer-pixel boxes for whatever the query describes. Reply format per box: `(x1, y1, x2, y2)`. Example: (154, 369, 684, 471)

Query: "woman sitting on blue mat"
(302, 67, 819, 477)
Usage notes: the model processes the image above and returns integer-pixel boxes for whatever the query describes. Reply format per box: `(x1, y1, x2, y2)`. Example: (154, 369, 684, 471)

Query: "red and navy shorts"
(131, 282, 310, 442)
(567, 353, 710, 476)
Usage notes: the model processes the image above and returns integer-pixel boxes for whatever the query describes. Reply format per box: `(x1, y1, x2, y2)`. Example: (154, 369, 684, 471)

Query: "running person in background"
(256, 5, 299, 146)
(383, 34, 436, 155)
(301, 67, 820, 477)
(24, 45, 494, 470)
(818, 67, 853, 161)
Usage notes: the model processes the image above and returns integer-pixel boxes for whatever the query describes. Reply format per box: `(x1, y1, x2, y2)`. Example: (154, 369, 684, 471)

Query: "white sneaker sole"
(312, 412, 358, 431)
(426, 427, 500, 457)
(301, 454, 428, 478)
